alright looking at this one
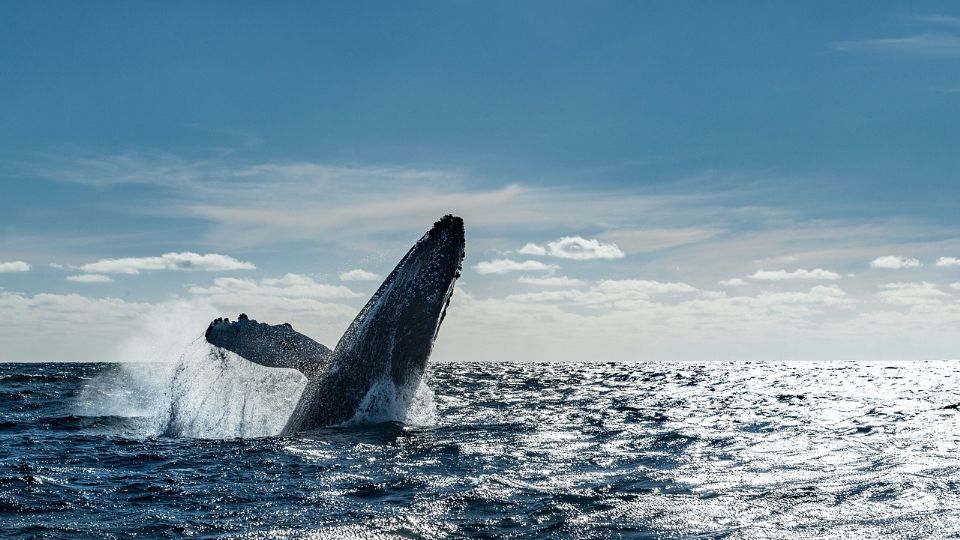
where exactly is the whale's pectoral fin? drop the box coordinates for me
[204,315,333,380]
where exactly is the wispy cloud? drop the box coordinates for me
[0,261,31,273]
[596,227,721,253]
[80,252,255,275]
[878,281,946,305]
[936,256,960,267]
[909,14,960,25]
[870,255,922,269]
[28,150,725,251]
[517,275,585,287]
[188,273,358,300]
[836,33,960,56]
[748,268,841,281]
[338,269,381,281]
[474,259,559,275]
[66,274,113,283]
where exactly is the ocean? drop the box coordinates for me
[1,360,959,539]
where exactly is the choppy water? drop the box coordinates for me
[2,360,960,539]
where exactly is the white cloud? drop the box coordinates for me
[545,237,625,260]
[80,252,255,275]
[518,243,547,256]
[518,275,585,287]
[878,282,946,305]
[474,259,560,275]
[518,237,626,260]
[870,256,922,270]
[0,291,153,362]
[597,279,699,296]
[189,273,359,300]
[186,274,362,343]
[338,269,381,281]
[0,274,363,361]
[0,261,31,273]
[719,278,746,286]
[747,268,841,281]
[936,257,960,267]
[951,283,960,290]
[67,274,114,283]
[507,279,700,304]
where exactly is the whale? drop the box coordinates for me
[201,215,464,434]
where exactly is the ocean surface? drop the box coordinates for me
[2,360,960,539]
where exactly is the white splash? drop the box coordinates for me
[164,339,307,438]
[76,299,436,438]
[346,374,437,427]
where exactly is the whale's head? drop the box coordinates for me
[332,215,465,387]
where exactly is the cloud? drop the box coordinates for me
[517,275,585,287]
[518,243,547,256]
[547,237,625,260]
[836,33,960,56]
[338,269,381,281]
[35,150,725,251]
[80,252,256,275]
[951,283,960,290]
[435,282,875,363]
[909,14,960,25]
[506,279,700,304]
[870,256,922,269]
[186,274,362,342]
[596,227,721,253]
[747,268,841,281]
[0,290,153,362]
[719,278,746,286]
[474,259,560,275]
[0,261,31,273]
[0,274,363,361]
[936,257,960,267]
[67,274,114,283]
[878,282,946,305]
[189,273,359,300]
[520,237,626,261]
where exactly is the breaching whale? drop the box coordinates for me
[202,215,464,434]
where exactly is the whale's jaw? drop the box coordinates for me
[281,215,465,433]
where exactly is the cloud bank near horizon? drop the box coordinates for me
[3,150,960,363]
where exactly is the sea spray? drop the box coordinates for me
[76,299,438,437]
[164,339,306,438]
[345,373,438,427]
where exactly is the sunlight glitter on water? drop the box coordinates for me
[2,360,960,538]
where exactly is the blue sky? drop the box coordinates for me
[1,2,959,362]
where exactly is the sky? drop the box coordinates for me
[1,1,959,362]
